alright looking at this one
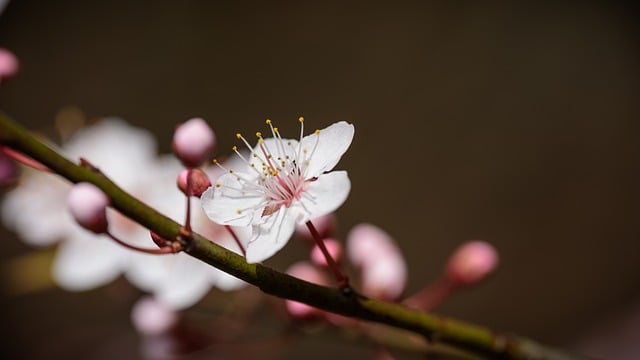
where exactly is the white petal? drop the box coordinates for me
[245,207,297,263]
[200,173,264,226]
[153,256,216,310]
[53,231,128,291]
[297,171,351,223]
[300,121,354,177]
[1,171,72,246]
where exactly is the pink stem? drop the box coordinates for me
[224,225,247,258]
[1,146,51,172]
[305,220,350,291]
[106,231,176,255]
[403,276,456,312]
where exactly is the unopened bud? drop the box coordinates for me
[172,118,216,167]
[445,241,498,287]
[310,238,343,268]
[346,223,407,300]
[177,168,211,197]
[131,296,179,336]
[0,48,19,81]
[67,182,109,234]
[285,261,328,319]
[361,252,407,301]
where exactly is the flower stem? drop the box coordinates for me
[403,276,455,312]
[106,231,177,255]
[305,220,350,292]
[225,225,246,258]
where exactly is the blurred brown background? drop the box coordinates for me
[1,1,639,359]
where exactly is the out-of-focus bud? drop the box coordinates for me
[172,118,216,168]
[310,238,343,268]
[285,261,328,319]
[295,213,337,243]
[177,168,211,197]
[131,296,179,336]
[0,48,19,81]
[346,223,407,301]
[67,182,109,234]
[445,240,498,287]
[346,223,398,266]
[360,252,407,301]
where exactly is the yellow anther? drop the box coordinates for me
[236,133,242,139]
[232,145,237,151]
[298,116,304,123]
[229,170,234,174]
[236,209,242,214]
[256,131,262,138]
[212,159,218,164]
[215,183,221,188]
[315,129,320,134]
[273,127,279,133]
[265,119,271,124]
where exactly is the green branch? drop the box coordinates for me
[0,112,579,360]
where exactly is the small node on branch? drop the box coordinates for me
[172,118,216,168]
[67,182,110,234]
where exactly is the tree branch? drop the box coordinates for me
[0,112,580,360]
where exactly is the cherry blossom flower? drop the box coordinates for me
[201,118,354,263]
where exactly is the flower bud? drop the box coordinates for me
[346,223,398,267]
[0,48,19,81]
[445,241,498,287]
[285,261,328,319]
[172,118,216,168]
[177,168,211,197]
[131,296,179,336]
[361,252,407,301]
[347,223,407,301]
[67,182,109,234]
[310,238,343,268]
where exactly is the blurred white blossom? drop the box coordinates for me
[2,118,245,309]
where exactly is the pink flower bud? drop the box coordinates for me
[361,252,407,301]
[445,241,498,287]
[285,261,328,319]
[172,118,216,167]
[177,168,212,197]
[0,48,19,81]
[346,223,407,300]
[131,296,179,336]
[310,238,343,268]
[67,182,109,234]
[346,223,399,267]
